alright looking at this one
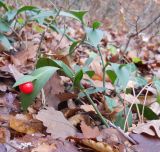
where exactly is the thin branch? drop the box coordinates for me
[124,13,160,52]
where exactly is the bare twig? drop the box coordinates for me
[124,13,160,52]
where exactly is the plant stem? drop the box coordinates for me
[97,46,106,94]
[82,87,137,144]
[82,89,109,128]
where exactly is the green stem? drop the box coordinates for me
[82,88,109,128]
[97,46,106,94]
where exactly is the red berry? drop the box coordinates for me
[19,82,34,94]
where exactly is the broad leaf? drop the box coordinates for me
[73,69,83,88]
[36,57,74,78]
[114,107,132,130]
[0,18,10,32]
[85,27,103,47]
[13,75,36,87]
[0,34,12,51]
[60,10,87,23]
[79,87,105,98]
[20,66,58,110]
[133,104,159,120]
[17,6,38,14]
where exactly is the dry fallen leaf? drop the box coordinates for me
[80,104,95,112]
[9,114,43,134]
[133,120,160,138]
[43,74,64,109]
[81,139,117,152]
[36,107,76,138]
[80,121,100,138]
[31,143,56,152]
[130,133,160,152]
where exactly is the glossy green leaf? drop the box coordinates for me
[20,66,58,110]
[13,75,36,88]
[17,6,39,14]
[60,10,87,23]
[36,57,74,78]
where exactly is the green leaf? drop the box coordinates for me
[0,34,12,51]
[107,44,117,55]
[13,75,36,88]
[79,87,105,98]
[133,104,159,120]
[111,63,136,89]
[0,18,10,32]
[17,6,39,14]
[114,107,132,130]
[153,79,160,92]
[17,17,25,24]
[84,57,94,66]
[69,41,79,54]
[132,57,141,63]
[60,10,87,23]
[20,66,58,110]
[85,27,103,47]
[85,70,95,78]
[106,70,117,84]
[5,9,17,21]
[134,76,147,87]
[36,58,74,78]
[49,24,76,42]
[0,0,9,11]
[73,69,83,88]
[92,21,102,30]
[105,96,117,111]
